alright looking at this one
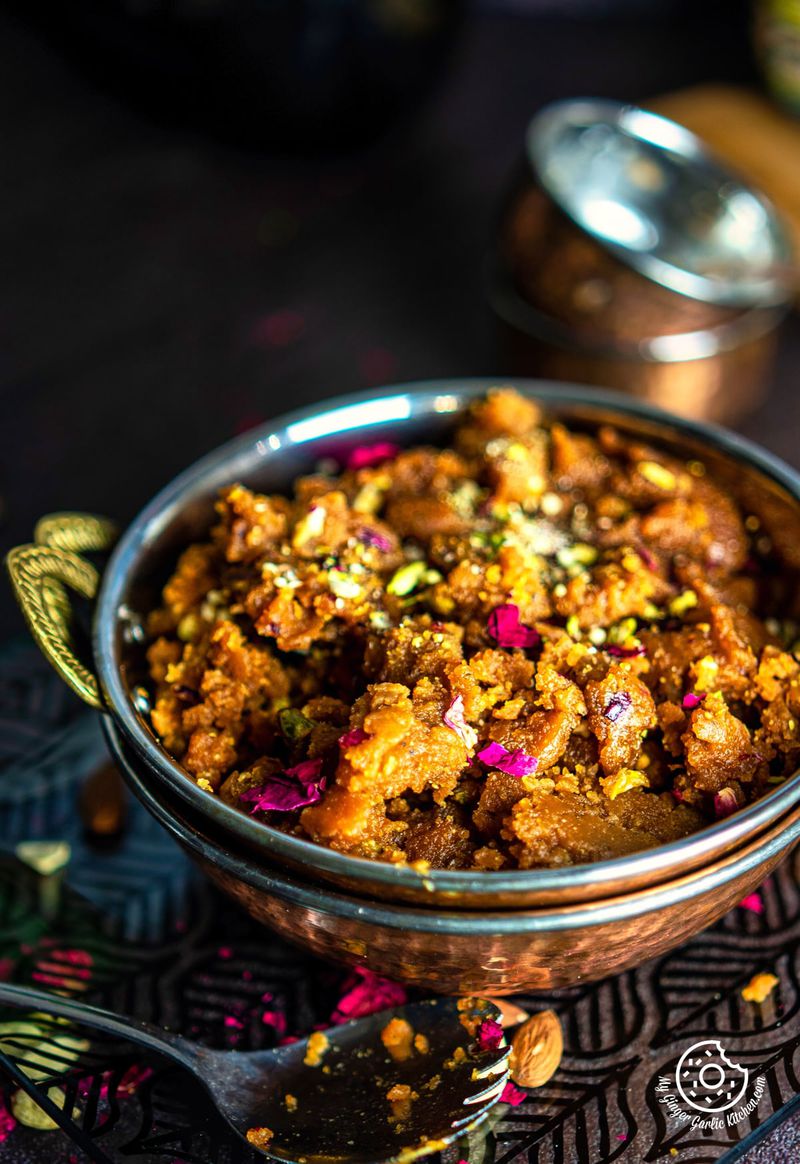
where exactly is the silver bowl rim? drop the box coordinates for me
[106,714,800,934]
[524,97,794,310]
[94,377,800,901]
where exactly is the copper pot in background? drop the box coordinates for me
[490,100,793,426]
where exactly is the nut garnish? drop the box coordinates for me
[486,998,530,1029]
[509,1010,563,1088]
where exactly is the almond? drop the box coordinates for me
[485,997,530,1029]
[509,1009,563,1088]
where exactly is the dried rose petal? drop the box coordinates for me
[358,527,393,552]
[240,759,326,813]
[443,695,478,753]
[477,741,538,779]
[603,692,632,722]
[339,728,368,749]
[346,442,400,471]
[714,787,739,819]
[500,1080,527,1106]
[117,1064,154,1097]
[261,1009,288,1037]
[637,545,658,572]
[682,691,706,710]
[330,967,407,1024]
[606,643,646,659]
[476,1018,504,1051]
[739,892,764,914]
[487,604,541,649]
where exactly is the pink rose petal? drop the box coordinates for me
[638,546,658,572]
[261,1009,288,1036]
[241,759,326,813]
[607,643,646,659]
[477,741,538,779]
[487,604,541,649]
[739,892,764,914]
[340,728,368,748]
[682,691,706,710]
[330,966,408,1024]
[358,527,393,552]
[347,442,400,471]
[0,1098,15,1143]
[603,692,632,722]
[500,1080,527,1106]
[476,1018,504,1051]
[443,695,478,753]
[714,787,739,819]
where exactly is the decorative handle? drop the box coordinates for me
[5,513,118,710]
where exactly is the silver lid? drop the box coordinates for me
[526,98,793,309]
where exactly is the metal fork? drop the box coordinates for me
[0,982,511,1162]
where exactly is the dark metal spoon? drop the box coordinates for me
[0,982,510,1162]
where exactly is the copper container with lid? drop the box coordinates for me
[490,99,793,425]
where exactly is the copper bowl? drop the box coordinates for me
[8,380,800,916]
[107,713,800,993]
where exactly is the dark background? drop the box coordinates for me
[7,0,800,646]
[1,4,799,1159]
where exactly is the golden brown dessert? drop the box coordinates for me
[143,389,800,871]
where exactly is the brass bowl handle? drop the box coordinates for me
[6,513,118,709]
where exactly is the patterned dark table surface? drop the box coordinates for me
[1,640,799,1164]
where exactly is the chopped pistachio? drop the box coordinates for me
[638,460,677,491]
[669,589,698,617]
[292,504,326,547]
[387,560,428,596]
[566,615,581,640]
[607,617,638,645]
[328,568,363,600]
[279,708,315,741]
[557,543,598,570]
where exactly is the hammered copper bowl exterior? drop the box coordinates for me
[107,717,800,994]
[92,381,800,910]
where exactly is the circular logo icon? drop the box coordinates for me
[676,1040,749,1113]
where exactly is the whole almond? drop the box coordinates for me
[485,997,530,1029]
[509,1010,563,1088]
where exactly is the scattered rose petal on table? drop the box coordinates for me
[500,1080,527,1106]
[249,309,306,348]
[330,966,407,1024]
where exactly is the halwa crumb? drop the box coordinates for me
[303,1030,330,1067]
[381,1017,415,1062]
[741,972,779,1003]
